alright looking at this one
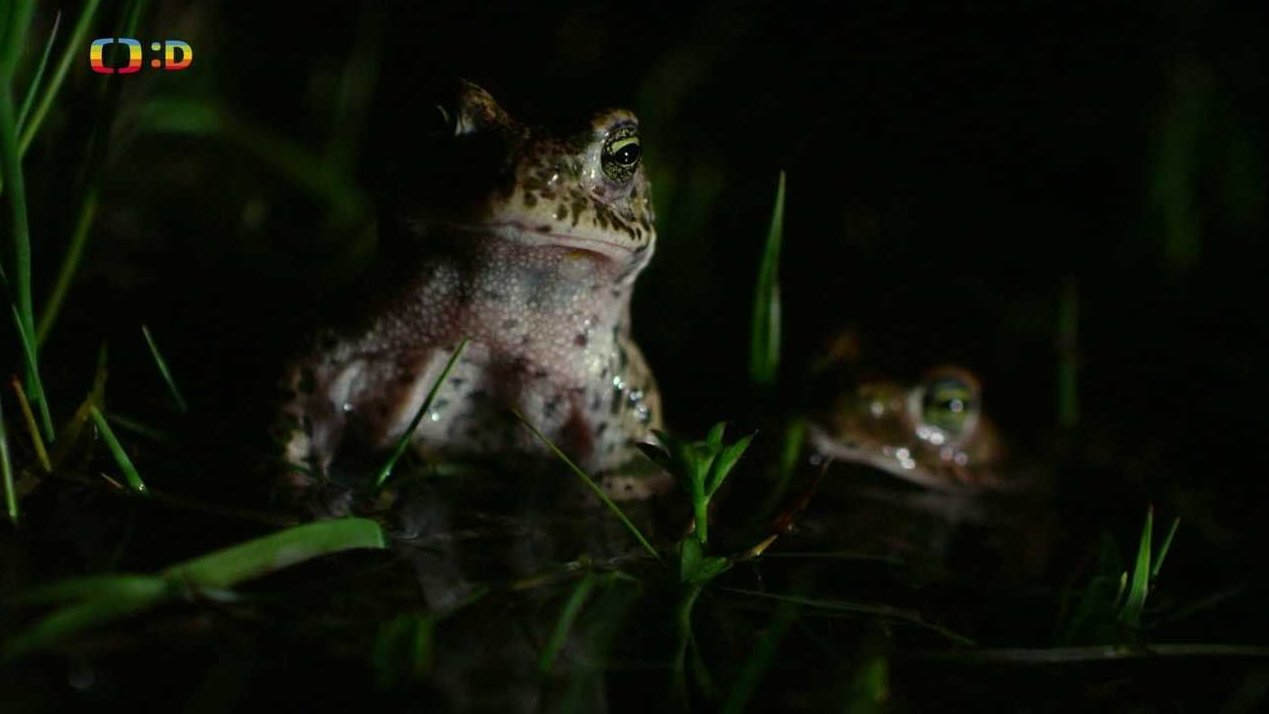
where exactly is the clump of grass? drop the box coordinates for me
[1059,506,1181,644]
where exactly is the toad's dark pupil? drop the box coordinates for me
[614,144,641,165]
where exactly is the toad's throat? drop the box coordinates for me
[446,221,645,261]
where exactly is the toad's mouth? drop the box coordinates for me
[805,423,969,493]
[447,221,644,262]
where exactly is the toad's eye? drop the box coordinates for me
[426,102,460,136]
[601,124,641,183]
[918,374,979,438]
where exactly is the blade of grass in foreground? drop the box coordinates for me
[36,186,96,345]
[749,170,785,387]
[513,409,662,563]
[10,306,53,440]
[10,376,49,471]
[538,571,599,673]
[15,11,60,131]
[16,0,102,157]
[88,406,147,494]
[141,324,188,413]
[1118,507,1153,626]
[1,78,41,411]
[164,518,385,588]
[1,388,17,525]
[721,587,974,645]
[373,339,467,489]
[723,595,798,714]
[3,518,385,659]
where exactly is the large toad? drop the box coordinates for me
[276,81,664,507]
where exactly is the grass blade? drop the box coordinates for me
[1,387,17,526]
[9,376,48,470]
[2,579,169,659]
[141,324,189,413]
[721,587,974,645]
[16,0,102,156]
[373,339,467,489]
[1152,516,1180,579]
[88,405,147,494]
[538,572,598,673]
[749,170,785,387]
[4,519,385,659]
[163,518,385,589]
[513,409,662,563]
[15,11,60,131]
[0,1,35,73]
[47,343,108,470]
[723,596,798,713]
[1119,507,1154,626]
[36,186,96,345]
[10,306,52,440]
[374,612,435,686]
[1,79,40,408]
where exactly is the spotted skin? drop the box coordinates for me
[277,81,666,506]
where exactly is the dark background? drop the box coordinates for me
[6,0,1269,699]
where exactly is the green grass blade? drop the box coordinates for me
[721,587,974,645]
[163,518,385,589]
[136,98,368,223]
[538,572,598,673]
[0,0,34,74]
[513,409,662,563]
[1,86,39,401]
[16,0,102,156]
[5,520,383,659]
[2,578,169,660]
[9,376,49,470]
[749,170,785,387]
[15,11,60,131]
[1119,507,1154,626]
[36,186,96,345]
[373,612,435,687]
[141,324,189,413]
[723,596,797,714]
[88,406,147,495]
[1,387,17,526]
[106,412,169,444]
[10,306,52,440]
[373,339,467,489]
[1152,516,1180,579]
[758,418,805,519]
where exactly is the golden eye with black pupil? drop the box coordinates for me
[601,124,641,183]
[920,377,977,436]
